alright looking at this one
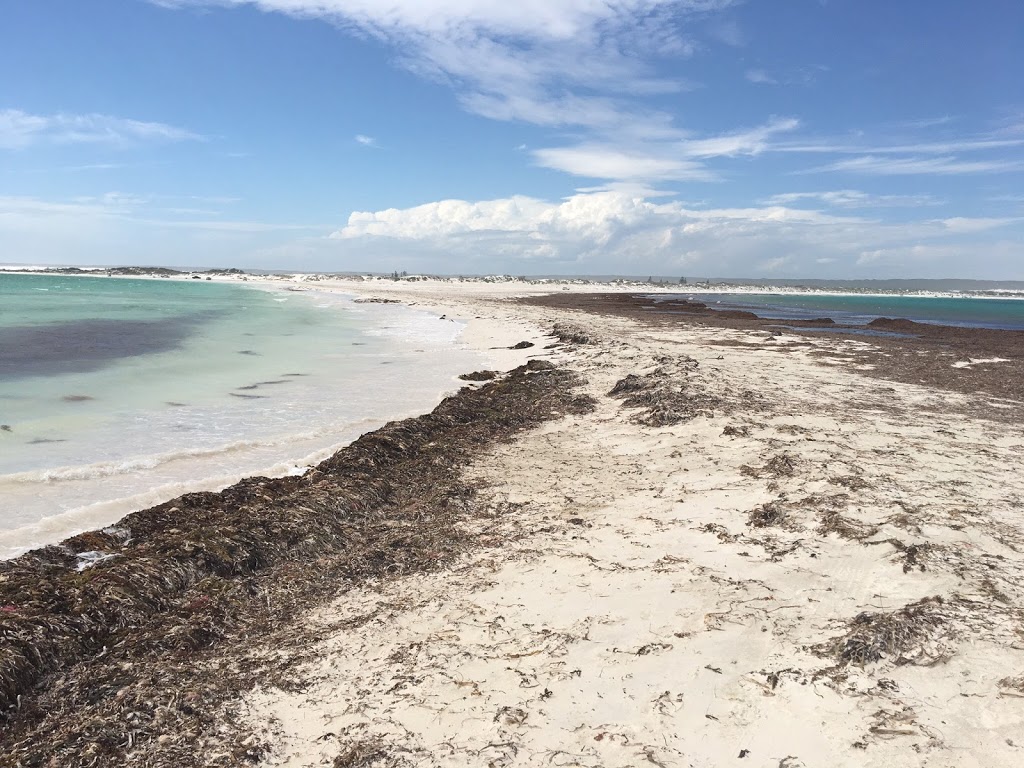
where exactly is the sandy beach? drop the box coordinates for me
[2,277,1023,767]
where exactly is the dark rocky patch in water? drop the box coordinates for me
[61,395,94,403]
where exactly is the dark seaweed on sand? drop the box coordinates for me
[814,596,956,667]
[608,363,722,427]
[458,370,498,382]
[0,361,595,767]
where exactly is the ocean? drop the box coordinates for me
[0,274,481,559]
[667,292,1024,330]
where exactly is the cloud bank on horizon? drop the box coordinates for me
[1,0,1022,277]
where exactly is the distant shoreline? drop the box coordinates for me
[3,264,1024,300]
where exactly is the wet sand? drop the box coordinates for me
[2,279,1023,767]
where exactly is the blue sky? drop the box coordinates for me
[2,0,1023,278]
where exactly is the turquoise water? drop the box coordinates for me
[671,292,1024,330]
[0,274,480,557]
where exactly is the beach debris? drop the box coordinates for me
[998,675,1024,698]
[866,538,933,573]
[817,510,879,541]
[458,370,498,381]
[0,361,596,766]
[764,453,798,477]
[333,743,414,767]
[551,322,593,345]
[509,340,534,349]
[608,367,724,427]
[747,500,789,529]
[740,453,800,480]
[814,596,957,667]
[61,395,94,402]
[828,474,870,491]
[352,297,401,304]
[722,425,750,437]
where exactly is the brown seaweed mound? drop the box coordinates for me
[814,596,956,667]
[0,361,595,766]
[607,361,721,427]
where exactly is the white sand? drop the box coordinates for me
[224,277,1024,767]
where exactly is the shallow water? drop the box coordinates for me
[0,275,482,558]
[661,292,1024,329]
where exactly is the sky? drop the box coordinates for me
[1,0,1023,278]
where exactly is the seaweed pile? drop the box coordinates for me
[551,322,593,346]
[0,361,595,766]
[813,596,957,667]
[608,362,722,427]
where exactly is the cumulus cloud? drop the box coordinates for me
[354,134,378,147]
[319,190,1024,277]
[0,109,202,150]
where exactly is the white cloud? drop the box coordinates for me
[804,154,1022,176]
[0,109,202,150]
[941,216,1019,233]
[680,116,799,157]
[531,117,800,182]
[155,1,730,128]
[532,144,716,182]
[354,134,377,147]
[781,137,1024,155]
[745,69,776,85]
[765,190,942,208]
[321,190,1024,277]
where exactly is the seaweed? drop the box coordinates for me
[747,501,789,528]
[458,370,498,381]
[0,361,596,766]
[814,596,956,667]
[817,510,879,541]
[551,323,593,345]
[608,366,724,427]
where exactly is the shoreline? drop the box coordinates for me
[2,281,1024,766]
[4,265,1024,302]
[0,276,552,559]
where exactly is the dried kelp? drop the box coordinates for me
[458,370,498,381]
[814,596,956,667]
[608,364,722,427]
[0,361,596,766]
[551,323,593,345]
[747,501,789,529]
